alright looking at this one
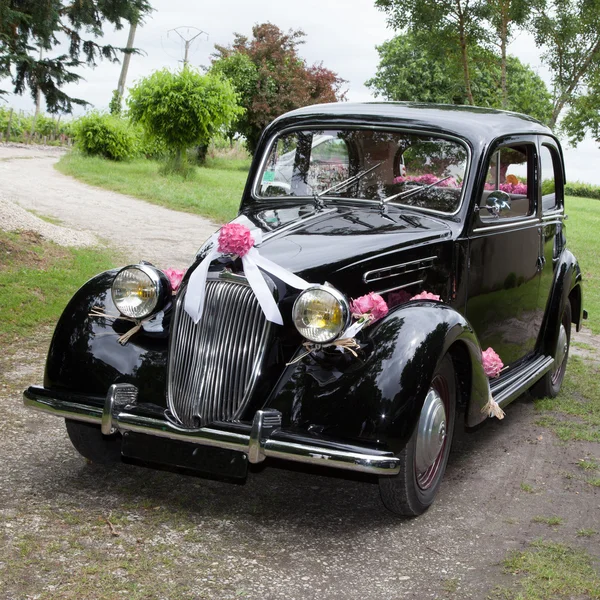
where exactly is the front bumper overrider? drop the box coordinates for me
[23,384,401,476]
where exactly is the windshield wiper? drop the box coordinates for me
[380,176,452,207]
[313,162,383,207]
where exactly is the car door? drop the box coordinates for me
[537,137,566,318]
[466,136,544,367]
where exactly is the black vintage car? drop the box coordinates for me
[24,103,585,516]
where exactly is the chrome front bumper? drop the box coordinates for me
[23,385,401,476]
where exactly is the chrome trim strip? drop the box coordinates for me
[374,279,424,296]
[251,124,472,218]
[23,389,401,476]
[541,213,564,221]
[472,218,539,234]
[363,256,437,284]
[491,355,554,409]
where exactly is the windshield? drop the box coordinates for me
[255,128,469,214]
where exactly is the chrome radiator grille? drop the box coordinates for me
[167,276,272,428]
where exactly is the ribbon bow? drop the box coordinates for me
[184,223,310,325]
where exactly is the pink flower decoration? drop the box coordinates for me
[393,174,462,187]
[387,289,412,307]
[164,268,186,292]
[410,291,441,301]
[217,223,255,257]
[482,347,504,378]
[350,292,389,323]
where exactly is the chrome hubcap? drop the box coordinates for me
[551,323,568,383]
[415,388,447,483]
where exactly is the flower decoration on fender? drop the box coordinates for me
[410,291,442,301]
[350,292,389,323]
[289,292,390,364]
[482,347,504,378]
[184,223,311,326]
[163,268,186,293]
[481,347,506,420]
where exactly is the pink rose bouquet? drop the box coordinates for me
[350,292,389,323]
[163,268,186,293]
[218,223,255,257]
[410,291,441,301]
[482,347,503,378]
[387,290,412,307]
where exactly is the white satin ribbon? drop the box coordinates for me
[184,230,310,326]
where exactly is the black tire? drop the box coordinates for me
[379,354,456,517]
[65,419,122,465]
[531,300,571,399]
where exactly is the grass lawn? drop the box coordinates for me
[56,153,251,224]
[491,540,600,599]
[0,230,117,344]
[566,196,600,334]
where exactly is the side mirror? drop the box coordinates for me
[485,191,511,218]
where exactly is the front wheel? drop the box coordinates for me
[379,354,456,517]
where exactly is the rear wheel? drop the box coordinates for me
[379,354,456,517]
[65,419,122,465]
[531,300,571,399]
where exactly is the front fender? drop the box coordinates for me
[265,303,489,453]
[44,270,170,407]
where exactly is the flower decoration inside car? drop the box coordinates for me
[184,223,311,326]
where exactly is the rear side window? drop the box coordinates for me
[480,144,534,221]
[540,144,562,212]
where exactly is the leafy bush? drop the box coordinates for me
[565,181,600,200]
[127,67,243,174]
[73,112,138,160]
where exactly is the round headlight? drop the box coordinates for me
[292,285,350,344]
[112,265,163,319]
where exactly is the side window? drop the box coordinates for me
[540,144,561,213]
[480,144,533,221]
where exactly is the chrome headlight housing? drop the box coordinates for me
[292,285,350,344]
[111,264,168,319]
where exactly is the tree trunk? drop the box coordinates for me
[456,1,474,105]
[117,21,138,98]
[500,8,508,108]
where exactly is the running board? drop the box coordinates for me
[490,355,554,409]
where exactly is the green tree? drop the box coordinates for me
[531,0,600,130]
[375,0,489,105]
[127,67,243,174]
[0,0,151,113]
[209,52,258,145]
[210,23,346,154]
[366,34,553,123]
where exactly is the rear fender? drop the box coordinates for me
[537,249,582,357]
[265,303,489,452]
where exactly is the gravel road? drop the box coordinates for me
[0,144,217,267]
[1,145,599,599]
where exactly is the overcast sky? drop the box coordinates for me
[5,0,600,183]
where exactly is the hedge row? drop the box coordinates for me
[565,181,600,201]
[0,107,72,139]
[72,112,167,161]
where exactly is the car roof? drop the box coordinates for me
[270,101,553,146]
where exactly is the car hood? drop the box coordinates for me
[231,202,453,284]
